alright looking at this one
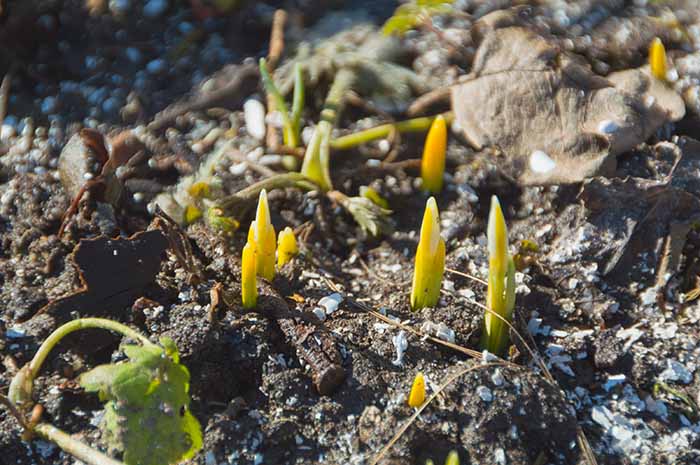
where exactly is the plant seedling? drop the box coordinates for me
[259,58,305,148]
[241,241,258,309]
[277,226,298,268]
[480,196,516,356]
[247,189,277,281]
[359,186,390,209]
[410,197,445,310]
[407,372,426,407]
[444,450,460,465]
[5,318,201,465]
[420,114,447,193]
[649,37,668,81]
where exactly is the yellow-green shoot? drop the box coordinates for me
[407,372,426,407]
[649,37,667,82]
[247,189,276,281]
[420,114,447,194]
[241,241,257,309]
[480,196,516,355]
[277,226,298,268]
[410,197,445,310]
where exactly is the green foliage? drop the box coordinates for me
[259,58,301,147]
[80,337,202,465]
[383,0,455,36]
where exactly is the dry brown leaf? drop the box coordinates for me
[451,27,686,185]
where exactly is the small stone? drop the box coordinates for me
[529,150,556,174]
[1,124,16,140]
[143,0,169,18]
[318,293,343,315]
[125,47,142,64]
[146,58,167,75]
[312,307,326,321]
[392,330,408,366]
[491,368,505,386]
[602,374,626,391]
[659,359,693,384]
[41,96,59,114]
[109,0,131,14]
[6,326,27,339]
[494,448,506,465]
[476,385,493,402]
[597,120,619,135]
[244,99,266,140]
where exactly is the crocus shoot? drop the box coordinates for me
[420,114,447,193]
[407,372,426,407]
[649,37,667,81]
[410,197,445,310]
[277,226,298,268]
[480,196,516,356]
[241,242,257,309]
[248,189,277,281]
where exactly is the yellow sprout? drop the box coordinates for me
[188,181,211,199]
[420,115,447,193]
[444,451,460,465]
[410,197,445,310]
[247,189,277,281]
[184,205,202,224]
[241,242,257,309]
[649,37,667,81]
[408,372,426,407]
[480,196,516,355]
[277,226,298,268]
[359,185,389,209]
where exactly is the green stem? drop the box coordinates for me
[216,172,319,214]
[330,111,454,150]
[301,67,356,191]
[35,423,125,465]
[9,318,155,407]
[260,58,298,147]
[290,63,305,145]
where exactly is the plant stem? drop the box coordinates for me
[9,318,155,407]
[301,67,356,191]
[290,63,305,143]
[34,423,124,465]
[330,111,454,150]
[217,172,319,214]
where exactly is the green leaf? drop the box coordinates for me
[80,337,202,465]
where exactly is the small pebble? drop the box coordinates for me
[318,293,343,315]
[476,385,493,402]
[529,150,556,174]
[143,0,169,18]
[312,307,326,321]
[597,120,619,135]
[243,99,267,140]
[147,58,167,75]
[41,96,59,114]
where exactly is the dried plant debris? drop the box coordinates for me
[550,137,700,289]
[34,230,168,318]
[451,27,685,185]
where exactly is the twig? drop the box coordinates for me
[331,112,454,151]
[34,423,124,465]
[407,86,451,116]
[265,10,287,148]
[445,267,488,286]
[0,71,11,131]
[216,172,319,214]
[228,149,278,177]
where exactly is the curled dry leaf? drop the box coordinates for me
[451,27,686,185]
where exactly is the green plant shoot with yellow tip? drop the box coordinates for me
[421,114,447,193]
[480,196,516,355]
[649,37,667,81]
[247,189,277,281]
[408,372,426,407]
[277,226,298,268]
[410,197,445,310]
[241,242,257,309]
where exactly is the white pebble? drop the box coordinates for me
[0,124,15,141]
[491,369,505,387]
[244,99,267,140]
[41,96,59,114]
[476,385,493,402]
[494,448,507,465]
[143,0,169,18]
[597,120,619,135]
[529,150,556,174]
[146,58,167,75]
[392,330,408,366]
[312,307,326,321]
[229,162,247,176]
[318,293,343,315]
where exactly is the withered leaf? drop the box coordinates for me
[35,230,168,317]
[575,137,700,285]
[451,27,686,185]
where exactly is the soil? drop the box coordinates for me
[1,1,700,465]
